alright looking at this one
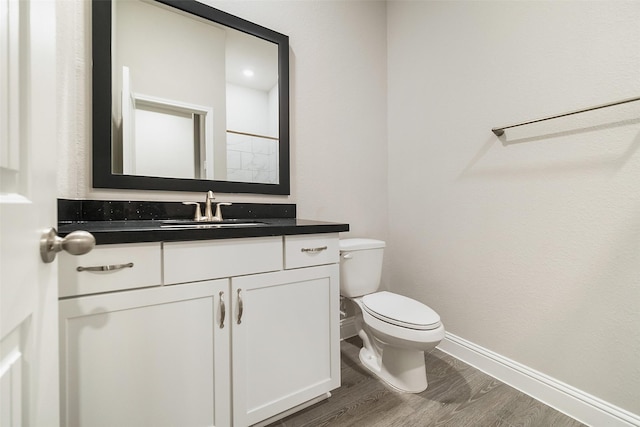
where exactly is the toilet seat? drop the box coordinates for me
[362,291,441,330]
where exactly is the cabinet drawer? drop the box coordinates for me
[164,236,283,285]
[284,234,339,269]
[59,242,162,297]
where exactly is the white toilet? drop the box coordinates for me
[340,238,445,393]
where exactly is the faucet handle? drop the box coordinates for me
[182,202,204,221]
[214,202,232,221]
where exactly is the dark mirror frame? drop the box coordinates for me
[92,0,290,195]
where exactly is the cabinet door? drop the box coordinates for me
[59,280,231,427]
[231,265,340,426]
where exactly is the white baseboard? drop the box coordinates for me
[340,316,358,341]
[438,333,640,427]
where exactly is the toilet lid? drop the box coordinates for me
[362,291,441,330]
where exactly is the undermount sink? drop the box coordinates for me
[160,219,264,229]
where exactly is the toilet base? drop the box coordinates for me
[358,344,428,393]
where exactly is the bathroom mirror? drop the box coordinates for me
[92,0,290,194]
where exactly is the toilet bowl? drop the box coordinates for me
[340,239,445,393]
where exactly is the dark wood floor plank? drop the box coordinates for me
[268,337,586,427]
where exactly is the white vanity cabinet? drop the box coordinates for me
[59,233,341,427]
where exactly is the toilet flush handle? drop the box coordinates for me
[342,253,353,259]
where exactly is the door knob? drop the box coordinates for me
[40,228,96,263]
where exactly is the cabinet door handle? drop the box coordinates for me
[301,246,327,253]
[237,288,243,324]
[76,262,134,272]
[219,291,226,329]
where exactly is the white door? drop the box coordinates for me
[0,0,59,425]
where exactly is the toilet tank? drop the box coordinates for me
[339,239,385,298]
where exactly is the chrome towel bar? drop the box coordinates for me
[492,95,640,136]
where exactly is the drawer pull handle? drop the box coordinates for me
[76,262,134,272]
[237,289,244,325]
[301,246,327,253]
[219,291,226,329]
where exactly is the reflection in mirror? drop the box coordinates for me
[92,0,290,194]
[119,65,214,180]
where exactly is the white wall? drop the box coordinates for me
[226,83,271,135]
[57,0,388,242]
[387,0,640,416]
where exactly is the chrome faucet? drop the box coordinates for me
[183,191,232,222]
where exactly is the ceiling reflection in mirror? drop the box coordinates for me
[92,0,290,194]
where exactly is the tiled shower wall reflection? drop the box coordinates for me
[226,132,278,184]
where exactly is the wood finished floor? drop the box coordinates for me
[268,337,586,427]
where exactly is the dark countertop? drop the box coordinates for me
[58,218,350,245]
